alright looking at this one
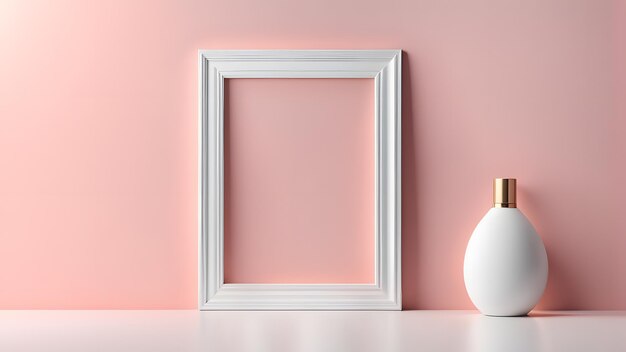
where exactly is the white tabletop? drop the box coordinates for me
[1,310,625,351]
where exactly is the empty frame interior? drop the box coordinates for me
[223,78,375,284]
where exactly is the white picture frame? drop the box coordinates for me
[199,50,401,310]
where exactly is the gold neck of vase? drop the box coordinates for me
[494,178,517,208]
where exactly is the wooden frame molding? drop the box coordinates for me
[199,50,402,310]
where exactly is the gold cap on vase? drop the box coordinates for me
[493,178,516,208]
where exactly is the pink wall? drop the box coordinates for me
[223,79,375,284]
[0,0,624,309]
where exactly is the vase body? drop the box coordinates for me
[464,180,548,316]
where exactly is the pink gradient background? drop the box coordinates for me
[0,0,624,309]
[223,79,375,284]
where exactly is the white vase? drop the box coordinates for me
[463,178,548,316]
